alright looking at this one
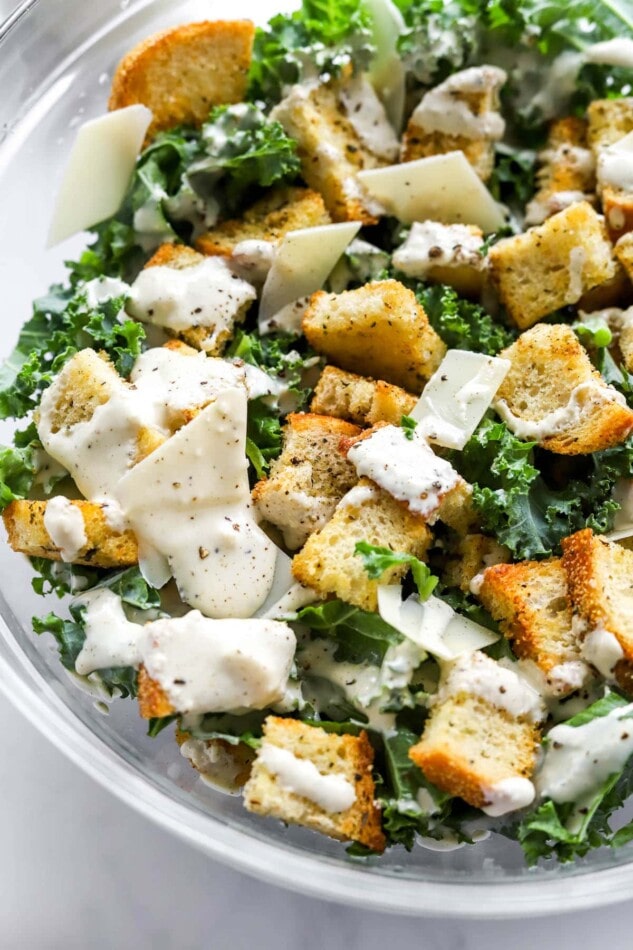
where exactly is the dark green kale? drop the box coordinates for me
[415,284,517,356]
[354,540,439,600]
[394,0,478,85]
[296,599,403,665]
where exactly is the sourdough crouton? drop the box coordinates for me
[269,78,388,224]
[476,558,588,696]
[494,323,633,454]
[587,98,633,153]
[243,716,385,852]
[2,499,138,568]
[292,478,431,611]
[138,665,173,718]
[195,186,330,257]
[615,231,633,286]
[310,366,417,426]
[129,243,255,354]
[562,529,633,679]
[525,117,596,226]
[177,730,255,791]
[442,533,510,593]
[488,202,618,329]
[303,280,446,393]
[109,21,255,140]
[401,66,506,181]
[392,221,486,297]
[252,413,361,550]
[409,653,541,812]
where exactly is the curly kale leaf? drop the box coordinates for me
[296,599,402,666]
[395,0,478,85]
[248,0,375,106]
[0,442,35,511]
[415,285,517,356]
[354,541,439,600]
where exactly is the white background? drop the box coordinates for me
[1,1,633,946]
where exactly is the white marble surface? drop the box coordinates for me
[0,687,629,949]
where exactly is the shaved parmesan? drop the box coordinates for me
[258,222,361,332]
[357,152,507,232]
[48,105,152,246]
[411,350,511,450]
[378,586,498,660]
[364,0,407,130]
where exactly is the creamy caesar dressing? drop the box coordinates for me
[597,132,633,193]
[480,777,535,817]
[140,611,296,714]
[585,38,633,68]
[126,257,256,343]
[338,73,400,162]
[408,66,506,140]
[31,449,68,493]
[230,239,276,286]
[74,588,143,675]
[536,702,633,804]
[43,496,87,562]
[581,625,624,679]
[83,275,131,307]
[411,350,511,450]
[438,651,546,723]
[494,380,627,441]
[116,386,278,618]
[347,425,461,519]
[335,482,380,511]
[258,743,357,813]
[567,246,586,301]
[525,189,589,227]
[179,738,253,794]
[392,221,484,278]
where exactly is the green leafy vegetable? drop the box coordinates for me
[573,318,613,350]
[248,0,375,106]
[185,710,266,748]
[395,0,478,85]
[0,442,35,511]
[400,414,418,440]
[354,541,438,600]
[488,145,537,211]
[415,284,517,356]
[296,599,402,665]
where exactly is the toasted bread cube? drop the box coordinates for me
[310,366,417,426]
[577,265,631,312]
[562,529,633,671]
[494,324,633,454]
[292,477,431,610]
[195,186,330,257]
[392,221,486,297]
[177,729,255,791]
[409,691,539,812]
[270,79,386,224]
[2,499,138,568]
[401,66,506,181]
[243,717,386,852]
[109,21,255,140]
[587,98,633,152]
[252,413,361,550]
[477,558,587,696]
[137,243,254,354]
[443,533,510,593]
[488,202,617,329]
[303,280,446,393]
[615,231,633,287]
[138,665,173,718]
[525,117,596,226]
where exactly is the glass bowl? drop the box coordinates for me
[2,0,633,917]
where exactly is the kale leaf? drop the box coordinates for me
[296,599,402,665]
[395,0,478,85]
[0,442,35,511]
[415,284,517,356]
[354,541,439,600]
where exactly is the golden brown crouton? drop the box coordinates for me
[137,243,254,354]
[476,558,586,696]
[562,529,633,672]
[109,21,255,140]
[488,202,618,329]
[615,231,633,286]
[252,413,361,550]
[401,65,506,181]
[310,366,417,426]
[392,222,486,297]
[494,323,633,454]
[195,186,330,257]
[525,117,596,226]
[243,716,386,852]
[270,79,386,224]
[2,499,138,568]
[587,98,633,153]
[303,280,446,393]
[292,477,431,611]
[138,665,174,718]
[442,533,510,593]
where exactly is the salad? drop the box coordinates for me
[3,0,633,865]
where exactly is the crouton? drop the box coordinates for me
[243,716,385,852]
[494,323,633,454]
[252,413,362,550]
[269,79,387,224]
[392,221,486,297]
[525,117,596,226]
[401,66,506,181]
[434,480,478,536]
[292,477,431,611]
[134,243,255,354]
[488,202,618,329]
[138,665,174,718]
[442,533,510,593]
[409,653,541,811]
[577,265,631,312]
[310,366,417,426]
[177,729,255,791]
[302,280,446,393]
[562,529,633,675]
[195,186,330,257]
[2,499,138,568]
[109,21,255,140]
[587,98,633,152]
[476,558,587,696]
[615,231,633,286]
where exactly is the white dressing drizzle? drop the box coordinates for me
[43,496,87,562]
[258,743,356,813]
[437,652,546,723]
[392,221,484,279]
[480,777,535,817]
[494,381,627,441]
[75,589,143,675]
[408,66,506,140]
[339,73,400,162]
